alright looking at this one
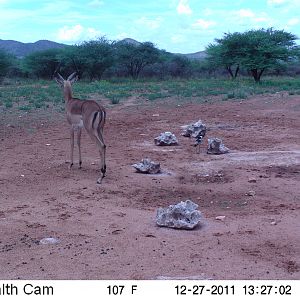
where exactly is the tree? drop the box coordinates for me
[58,45,87,79]
[0,49,15,81]
[206,28,298,82]
[115,41,161,79]
[167,55,191,78]
[76,37,114,80]
[239,28,298,82]
[23,48,62,79]
[206,32,243,79]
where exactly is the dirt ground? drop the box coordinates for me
[0,93,299,280]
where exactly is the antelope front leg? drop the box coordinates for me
[77,128,82,168]
[69,128,75,169]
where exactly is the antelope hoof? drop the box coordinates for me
[79,161,82,169]
[97,172,106,184]
[69,163,74,169]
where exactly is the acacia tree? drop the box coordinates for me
[115,41,161,79]
[76,37,114,80]
[239,28,298,82]
[206,32,243,79]
[0,49,16,80]
[206,28,299,82]
[168,55,191,78]
[23,48,62,79]
[56,37,114,80]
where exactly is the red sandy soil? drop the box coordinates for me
[0,93,299,280]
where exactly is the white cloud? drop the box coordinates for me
[171,34,185,44]
[192,19,216,29]
[177,0,192,15]
[236,9,255,18]
[267,0,288,5]
[57,24,83,41]
[230,9,274,27]
[57,24,102,42]
[287,18,299,26]
[135,17,162,30]
[88,0,104,8]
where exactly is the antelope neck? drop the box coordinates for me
[63,81,73,101]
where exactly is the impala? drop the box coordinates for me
[54,72,106,184]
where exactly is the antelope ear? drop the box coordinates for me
[53,72,65,86]
[67,72,78,84]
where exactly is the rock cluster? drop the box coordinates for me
[154,132,178,146]
[207,138,229,155]
[156,200,202,229]
[132,158,161,174]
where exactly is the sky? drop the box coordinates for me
[0,0,300,53]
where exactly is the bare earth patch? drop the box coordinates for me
[0,94,299,279]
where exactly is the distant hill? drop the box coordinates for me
[0,39,66,58]
[177,51,207,60]
[120,38,142,46]
[0,38,206,60]
[120,38,206,60]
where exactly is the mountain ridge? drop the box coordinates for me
[0,39,66,58]
[0,38,206,60]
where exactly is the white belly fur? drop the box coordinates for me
[72,119,84,130]
[68,113,84,130]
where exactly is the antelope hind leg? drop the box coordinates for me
[77,128,82,168]
[69,128,75,169]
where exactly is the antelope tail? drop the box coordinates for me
[92,110,106,130]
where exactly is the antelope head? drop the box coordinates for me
[54,72,78,87]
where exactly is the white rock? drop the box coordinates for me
[39,237,60,245]
[246,190,256,196]
[207,138,229,155]
[132,158,161,174]
[156,200,202,229]
[154,132,178,146]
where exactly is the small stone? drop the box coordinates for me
[132,158,161,174]
[39,237,60,245]
[156,200,202,230]
[154,132,178,146]
[215,216,226,221]
[181,120,206,138]
[207,138,229,155]
[270,221,277,225]
[246,190,256,196]
[248,177,257,183]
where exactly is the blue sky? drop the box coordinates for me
[0,0,300,53]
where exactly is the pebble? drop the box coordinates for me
[215,216,226,221]
[39,237,60,245]
[246,190,256,196]
[248,177,257,183]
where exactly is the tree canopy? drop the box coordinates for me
[0,49,15,80]
[206,28,299,82]
[115,41,161,79]
[23,48,61,79]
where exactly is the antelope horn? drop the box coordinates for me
[56,72,65,81]
[67,72,78,81]
[71,58,80,76]
[53,62,63,79]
